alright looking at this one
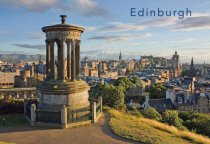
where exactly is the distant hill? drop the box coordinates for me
[0,54,46,62]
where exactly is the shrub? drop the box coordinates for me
[162,110,186,130]
[0,99,24,114]
[141,108,162,121]
[179,112,210,137]
[102,84,125,109]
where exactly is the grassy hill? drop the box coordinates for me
[108,109,210,144]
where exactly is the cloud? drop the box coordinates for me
[98,22,146,33]
[172,16,210,31]
[12,44,45,50]
[92,17,176,33]
[196,1,210,8]
[87,13,210,33]
[169,38,195,43]
[81,50,142,60]
[70,0,108,17]
[29,32,45,39]
[0,0,60,12]
[88,33,152,41]
[141,17,177,27]
[0,0,108,17]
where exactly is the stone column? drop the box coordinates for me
[61,105,67,128]
[100,97,103,113]
[30,104,36,126]
[57,41,61,79]
[50,41,55,79]
[75,41,81,80]
[60,40,65,81]
[66,40,71,80]
[92,102,97,123]
[57,40,65,81]
[71,40,76,81]
[46,40,50,79]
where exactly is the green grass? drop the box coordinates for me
[0,114,28,127]
[108,109,210,144]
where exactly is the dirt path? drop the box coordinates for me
[0,113,140,144]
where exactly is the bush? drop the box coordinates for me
[145,84,166,99]
[101,84,125,109]
[162,110,186,130]
[0,99,24,114]
[179,112,210,137]
[141,108,162,121]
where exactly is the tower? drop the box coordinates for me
[35,15,91,127]
[190,57,195,77]
[119,51,122,61]
[172,51,181,77]
[191,57,194,68]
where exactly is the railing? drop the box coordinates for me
[24,97,103,128]
[67,106,92,123]
[36,110,61,124]
[24,99,38,119]
[96,99,102,117]
[25,103,31,119]
[91,96,102,123]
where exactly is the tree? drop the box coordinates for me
[113,77,134,91]
[103,84,125,109]
[179,112,210,137]
[90,83,125,109]
[145,84,166,99]
[181,70,189,77]
[141,108,162,121]
[130,76,143,88]
[162,110,186,130]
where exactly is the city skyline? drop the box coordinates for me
[0,0,210,63]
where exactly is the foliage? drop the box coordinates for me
[36,74,43,82]
[113,77,134,91]
[141,108,162,121]
[0,99,24,114]
[108,109,210,144]
[181,69,197,77]
[181,70,190,77]
[162,110,186,130]
[103,84,125,109]
[90,83,125,109]
[179,111,210,137]
[89,76,143,109]
[0,114,28,127]
[129,76,143,88]
[145,84,166,99]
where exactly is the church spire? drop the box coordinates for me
[191,57,194,67]
[119,51,122,61]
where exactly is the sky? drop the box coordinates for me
[0,0,210,63]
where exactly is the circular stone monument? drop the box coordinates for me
[38,15,90,111]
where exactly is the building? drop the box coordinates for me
[14,70,37,88]
[0,71,17,87]
[142,95,176,113]
[178,92,210,113]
